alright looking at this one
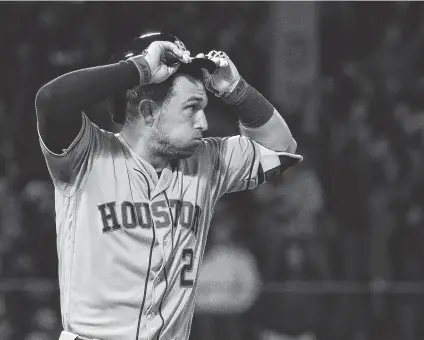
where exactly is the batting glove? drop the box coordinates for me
[128,41,191,86]
[199,50,241,97]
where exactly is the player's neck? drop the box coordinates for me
[120,127,169,171]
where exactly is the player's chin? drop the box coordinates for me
[175,142,201,158]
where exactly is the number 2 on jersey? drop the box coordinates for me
[180,248,194,287]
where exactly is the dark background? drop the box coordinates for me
[1,2,424,340]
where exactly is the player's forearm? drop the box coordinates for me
[224,78,297,153]
[35,61,139,114]
[239,109,297,153]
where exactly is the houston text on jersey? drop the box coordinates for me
[98,199,202,236]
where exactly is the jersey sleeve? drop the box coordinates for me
[203,136,261,199]
[38,112,104,196]
[203,136,303,200]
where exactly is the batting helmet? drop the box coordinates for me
[109,32,217,124]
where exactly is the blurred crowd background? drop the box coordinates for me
[1,2,424,340]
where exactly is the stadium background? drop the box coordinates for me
[1,2,424,340]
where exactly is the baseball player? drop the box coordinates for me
[35,32,302,340]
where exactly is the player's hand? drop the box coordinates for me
[199,50,241,97]
[129,41,191,85]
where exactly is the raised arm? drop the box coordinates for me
[201,51,297,154]
[35,41,189,153]
[226,84,297,154]
[35,62,138,153]
[202,51,301,198]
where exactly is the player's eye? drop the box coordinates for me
[186,105,197,114]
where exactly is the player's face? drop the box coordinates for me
[151,74,209,159]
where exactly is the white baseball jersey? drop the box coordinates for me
[39,112,299,340]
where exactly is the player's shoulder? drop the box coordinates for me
[194,137,223,159]
[201,135,253,152]
[201,135,250,146]
[174,138,222,173]
[177,135,254,168]
[186,135,250,164]
[90,126,124,157]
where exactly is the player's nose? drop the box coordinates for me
[194,110,208,132]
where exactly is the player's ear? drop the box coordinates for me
[138,99,156,127]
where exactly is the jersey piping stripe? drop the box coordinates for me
[246,139,257,191]
[163,191,175,248]
[133,169,154,340]
[156,179,175,339]
[135,224,155,340]
[134,168,151,198]
[156,266,168,340]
